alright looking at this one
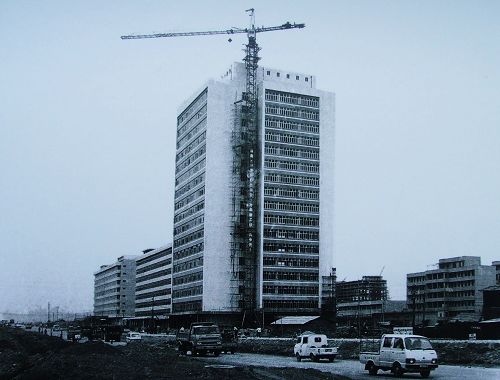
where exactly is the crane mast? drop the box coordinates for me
[122,10,305,314]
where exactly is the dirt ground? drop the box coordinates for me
[0,327,351,380]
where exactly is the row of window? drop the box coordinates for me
[94,269,121,286]
[265,145,319,160]
[264,242,319,254]
[263,271,319,281]
[264,173,319,187]
[263,256,319,268]
[176,131,206,163]
[425,300,475,308]
[174,187,205,211]
[265,159,319,173]
[136,278,171,293]
[174,200,204,224]
[177,104,207,138]
[175,172,204,199]
[265,132,319,146]
[424,290,475,299]
[136,269,171,284]
[136,298,172,309]
[264,186,319,200]
[174,228,204,248]
[173,215,204,236]
[173,242,204,261]
[263,214,319,227]
[135,287,172,300]
[265,90,319,108]
[175,159,206,186]
[264,228,319,241]
[177,117,207,150]
[265,118,319,134]
[175,144,206,174]
[265,71,311,83]
[264,200,320,213]
[265,104,319,121]
[136,258,172,275]
[173,285,203,299]
[172,270,203,286]
[172,300,202,313]
[136,249,172,268]
[263,299,318,310]
[263,285,319,295]
[177,89,207,126]
[173,256,203,274]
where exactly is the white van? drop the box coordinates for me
[294,333,338,362]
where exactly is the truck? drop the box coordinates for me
[177,322,222,356]
[294,333,338,362]
[359,334,438,378]
[220,326,237,354]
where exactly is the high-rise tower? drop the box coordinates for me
[171,63,334,315]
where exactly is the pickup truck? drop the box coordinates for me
[360,334,438,378]
[177,322,222,356]
[294,333,338,362]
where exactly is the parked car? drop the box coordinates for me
[294,333,338,362]
[360,334,438,378]
[126,332,142,343]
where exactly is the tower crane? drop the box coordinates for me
[121,10,305,313]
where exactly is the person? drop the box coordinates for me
[256,327,262,337]
[394,338,404,350]
[233,326,238,339]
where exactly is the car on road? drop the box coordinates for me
[125,332,142,343]
[294,333,338,362]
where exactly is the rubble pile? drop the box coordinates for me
[0,327,346,379]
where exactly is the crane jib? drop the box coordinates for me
[120,22,304,40]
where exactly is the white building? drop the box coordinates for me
[93,256,137,317]
[172,62,335,314]
[135,245,173,317]
[407,256,497,324]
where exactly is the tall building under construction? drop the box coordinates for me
[171,62,335,316]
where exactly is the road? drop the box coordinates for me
[201,352,500,379]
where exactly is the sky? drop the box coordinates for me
[1,0,499,314]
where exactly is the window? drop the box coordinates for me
[277,72,280,77]
[383,337,392,348]
[303,337,308,343]
[314,337,321,343]
[393,338,404,350]
[296,75,299,80]
[267,70,270,76]
[286,74,290,79]
[305,77,309,82]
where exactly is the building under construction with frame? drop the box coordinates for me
[170,62,335,319]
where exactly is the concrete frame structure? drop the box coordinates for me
[135,245,173,317]
[93,256,137,317]
[171,62,335,315]
[407,256,497,325]
[492,261,500,284]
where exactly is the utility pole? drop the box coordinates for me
[47,302,50,323]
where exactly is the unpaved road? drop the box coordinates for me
[201,352,500,379]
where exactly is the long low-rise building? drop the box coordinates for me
[407,256,497,325]
[135,245,173,317]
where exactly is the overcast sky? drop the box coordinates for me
[1,0,499,314]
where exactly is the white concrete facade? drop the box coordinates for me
[171,62,334,314]
[135,245,173,317]
[93,256,137,317]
